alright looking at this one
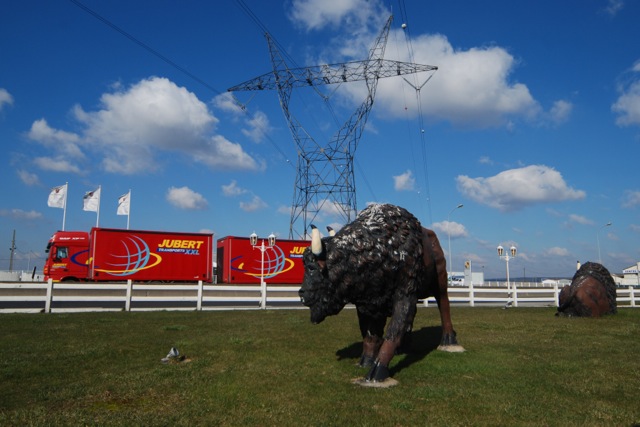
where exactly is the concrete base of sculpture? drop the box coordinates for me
[351,377,399,388]
[437,344,466,353]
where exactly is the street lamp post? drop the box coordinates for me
[597,222,612,264]
[497,245,517,308]
[447,204,464,280]
[250,232,276,309]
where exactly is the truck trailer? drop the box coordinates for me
[216,236,310,284]
[43,228,214,283]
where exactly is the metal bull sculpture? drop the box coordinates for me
[299,204,464,384]
[557,261,617,317]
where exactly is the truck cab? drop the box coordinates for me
[43,231,90,282]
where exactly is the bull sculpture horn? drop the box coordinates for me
[310,224,322,255]
[327,226,336,237]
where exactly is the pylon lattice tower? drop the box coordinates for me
[228,15,437,238]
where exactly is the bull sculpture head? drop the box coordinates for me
[299,225,348,324]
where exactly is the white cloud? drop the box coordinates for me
[544,247,570,257]
[286,0,550,129]
[612,61,640,126]
[456,165,586,211]
[313,25,542,128]
[431,220,468,239]
[288,0,383,31]
[214,93,272,144]
[479,156,493,165]
[0,208,43,220]
[605,0,625,16]
[375,33,542,127]
[17,170,40,186]
[28,77,262,175]
[548,99,573,124]
[241,111,272,143]
[239,195,267,212]
[0,88,14,112]
[166,186,208,210]
[622,190,640,208]
[222,180,248,197]
[27,119,84,159]
[277,204,293,216]
[568,214,594,226]
[393,170,415,191]
[33,156,82,174]
[212,92,245,114]
[190,135,264,172]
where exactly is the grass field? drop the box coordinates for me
[1,307,639,426]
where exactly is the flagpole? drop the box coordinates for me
[62,182,68,231]
[96,185,101,227]
[127,189,131,230]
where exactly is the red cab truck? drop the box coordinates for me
[216,236,310,284]
[43,228,214,283]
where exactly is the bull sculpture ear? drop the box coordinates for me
[310,224,322,256]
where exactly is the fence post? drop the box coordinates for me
[125,280,133,311]
[422,298,429,307]
[630,286,636,308]
[197,280,203,311]
[469,281,475,307]
[513,282,519,307]
[554,282,559,307]
[45,278,53,313]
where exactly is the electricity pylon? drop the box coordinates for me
[228,15,437,238]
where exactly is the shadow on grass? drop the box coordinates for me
[335,326,443,376]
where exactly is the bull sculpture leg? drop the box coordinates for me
[424,228,465,352]
[357,310,385,368]
[435,291,463,350]
[362,297,418,382]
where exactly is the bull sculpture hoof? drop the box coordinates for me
[358,354,375,368]
[437,331,466,353]
[365,361,390,382]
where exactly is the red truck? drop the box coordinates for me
[216,236,310,284]
[43,228,214,283]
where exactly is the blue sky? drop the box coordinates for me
[1,0,639,279]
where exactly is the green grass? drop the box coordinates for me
[1,307,639,426]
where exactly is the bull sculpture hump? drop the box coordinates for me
[299,203,464,384]
[557,262,617,317]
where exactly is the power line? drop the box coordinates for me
[69,0,222,96]
[68,0,295,168]
[397,0,437,225]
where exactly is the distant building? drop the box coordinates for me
[616,263,640,287]
[449,271,484,286]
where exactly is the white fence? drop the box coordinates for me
[0,280,637,313]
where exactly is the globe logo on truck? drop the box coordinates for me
[95,236,162,276]
[235,245,295,279]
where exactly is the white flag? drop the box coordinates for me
[83,187,101,212]
[117,191,130,215]
[47,184,67,209]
